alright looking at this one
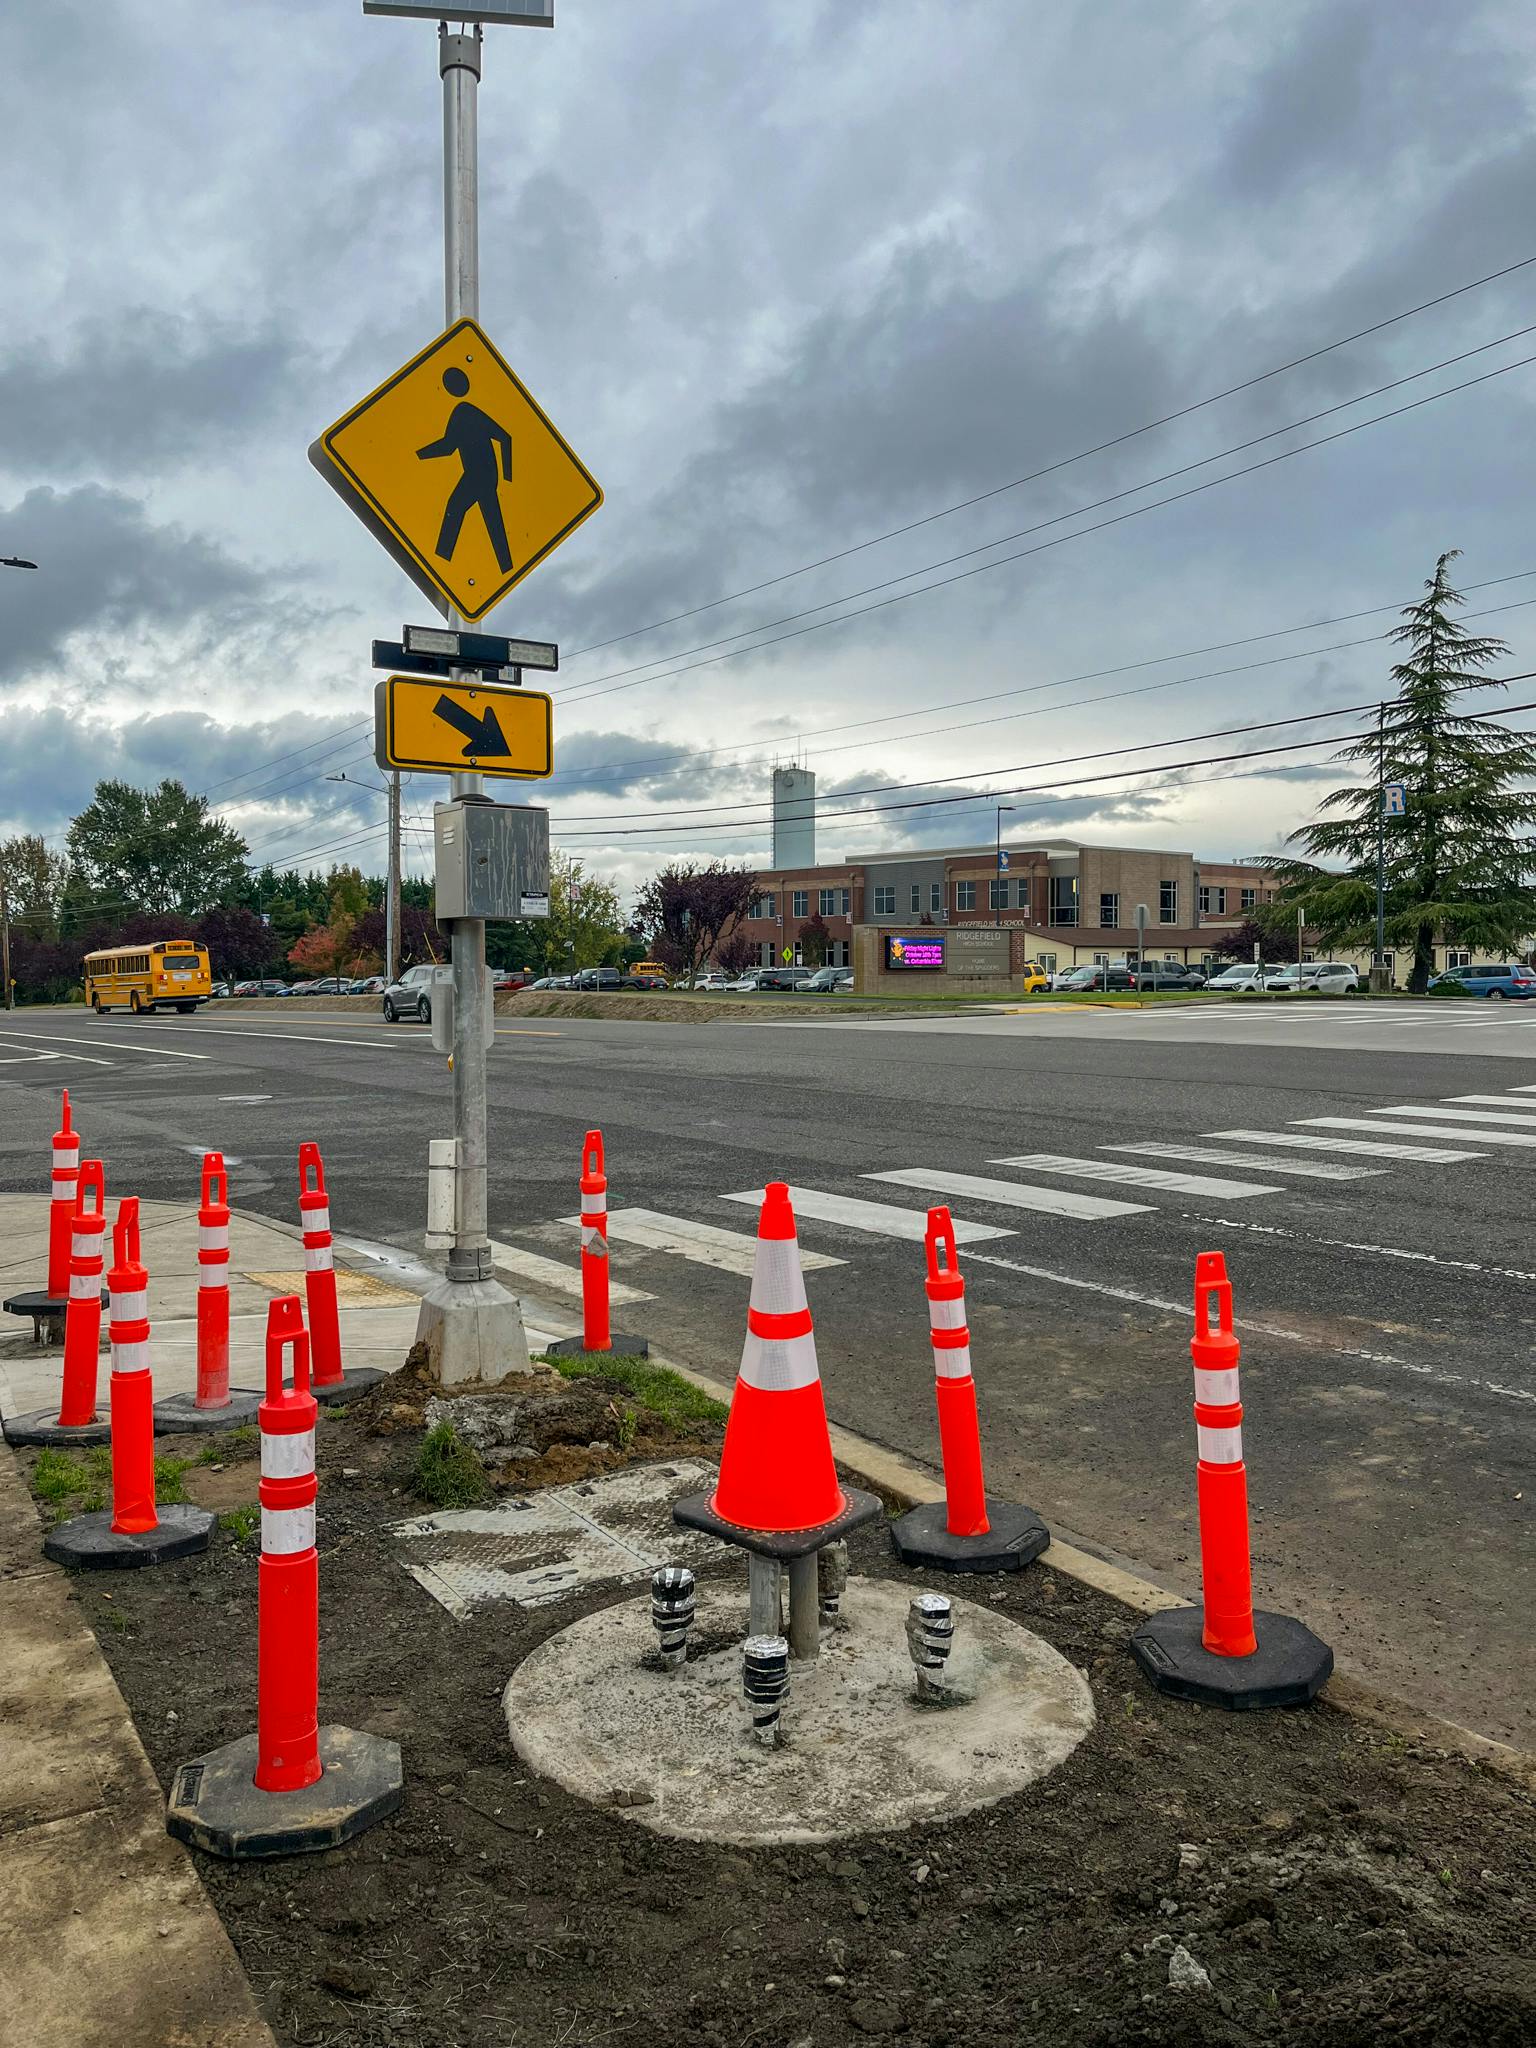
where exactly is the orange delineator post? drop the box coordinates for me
[579,1129,611,1352]
[298,1143,343,1392]
[255,1296,322,1795]
[710,1181,845,1535]
[48,1090,80,1299]
[57,1161,107,1429]
[1189,1251,1258,1659]
[196,1153,232,1410]
[107,1199,157,1535]
[924,1207,990,1539]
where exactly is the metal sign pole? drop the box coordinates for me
[415,20,527,1381]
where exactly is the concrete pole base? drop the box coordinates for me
[414,1273,529,1388]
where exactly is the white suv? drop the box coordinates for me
[1263,963,1358,995]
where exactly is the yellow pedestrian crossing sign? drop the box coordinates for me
[309,319,602,622]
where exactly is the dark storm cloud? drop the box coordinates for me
[0,311,297,476]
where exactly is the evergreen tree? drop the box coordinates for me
[1262,551,1536,992]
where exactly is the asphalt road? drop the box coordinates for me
[0,998,1531,1746]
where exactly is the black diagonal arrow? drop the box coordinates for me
[433,693,511,759]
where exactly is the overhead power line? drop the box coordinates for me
[556,331,1536,710]
[560,250,1536,662]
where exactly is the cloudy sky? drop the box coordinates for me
[3,0,1536,904]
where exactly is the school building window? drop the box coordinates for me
[910,884,922,913]
[955,880,976,911]
[1240,887,1256,910]
[989,879,1007,910]
[1049,876,1078,926]
[1098,892,1118,928]
[1198,885,1226,915]
[930,883,942,913]
[791,890,808,918]
[1159,880,1178,923]
[873,885,895,915]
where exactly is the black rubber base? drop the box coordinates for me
[672,1484,883,1561]
[43,1503,215,1571]
[166,1725,404,1860]
[1130,1605,1334,1710]
[889,1497,1051,1574]
[153,1388,263,1435]
[545,1332,650,1361]
[2,1289,107,1346]
[309,1367,388,1408]
[2,1406,111,1448]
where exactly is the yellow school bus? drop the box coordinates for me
[84,940,212,1015]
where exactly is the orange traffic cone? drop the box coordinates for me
[673,1182,878,1562]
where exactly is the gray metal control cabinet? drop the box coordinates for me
[434,800,550,922]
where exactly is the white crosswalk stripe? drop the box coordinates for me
[1366,1105,1536,1129]
[1208,1127,1486,1162]
[990,1153,1281,1199]
[489,1239,656,1304]
[862,1167,1151,1220]
[1102,1142,1385,1181]
[565,1206,848,1277]
[722,1185,1013,1244]
[1447,1094,1536,1108]
[1301,1116,1536,1149]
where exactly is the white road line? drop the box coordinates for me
[862,1167,1150,1221]
[1301,1116,1536,1149]
[0,1029,208,1061]
[1365,1105,1536,1129]
[568,1205,848,1276]
[487,1239,654,1305]
[1446,1094,1536,1108]
[1100,1142,1385,1181]
[991,1152,1282,1199]
[0,1045,114,1069]
[141,1021,423,1051]
[1208,1127,1486,1162]
[962,1249,1535,1409]
[723,1185,1014,1245]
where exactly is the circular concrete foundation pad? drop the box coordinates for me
[503,1576,1094,1846]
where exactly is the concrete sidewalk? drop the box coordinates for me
[0,1195,423,1418]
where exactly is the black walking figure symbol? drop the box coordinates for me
[415,367,514,574]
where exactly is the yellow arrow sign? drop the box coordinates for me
[311,320,601,622]
[374,676,553,779]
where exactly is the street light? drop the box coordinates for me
[326,769,402,986]
[1,557,37,570]
[994,804,1016,928]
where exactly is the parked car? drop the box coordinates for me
[755,966,816,992]
[288,979,319,995]
[526,975,570,990]
[303,977,347,996]
[1263,962,1359,995]
[804,965,853,993]
[1130,963,1206,991]
[1019,960,1050,993]
[230,980,260,998]
[350,976,386,995]
[727,972,763,992]
[569,967,630,992]
[1429,962,1536,999]
[258,980,290,997]
[1058,964,1135,992]
[1204,962,1281,993]
[693,972,732,991]
[627,972,670,991]
[488,968,530,992]
[382,964,442,1022]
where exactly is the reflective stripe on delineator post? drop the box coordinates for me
[298,1142,343,1390]
[196,1151,232,1410]
[579,1129,611,1352]
[1189,1252,1258,1658]
[48,1089,79,1299]
[256,1295,322,1795]
[57,1159,106,1429]
[108,1198,157,1535]
[924,1207,989,1539]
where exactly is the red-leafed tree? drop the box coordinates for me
[633,861,759,988]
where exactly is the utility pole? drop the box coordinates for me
[387,770,402,985]
[0,877,11,1011]
[994,803,1015,928]
[1374,700,1387,990]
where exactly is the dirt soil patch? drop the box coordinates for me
[26,1403,1536,2048]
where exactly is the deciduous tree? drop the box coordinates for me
[66,779,249,918]
[633,860,760,988]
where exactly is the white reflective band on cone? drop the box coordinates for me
[302,1206,331,1236]
[262,1502,316,1554]
[303,1243,333,1272]
[111,1289,148,1321]
[1193,1366,1240,1405]
[54,1145,79,1168]
[261,1429,316,1480]
[72,1231,99,1261]
[199,1269,229,1290]
[69,1270,98,1300]
[928,1295,966,1330]
[580,1195,606,1217]
[748,1237,810,1315]
[582,1227,608,1257]
[739,1326,820,1392]
[111,1339,150,1375]
[51,1171,77,1189]
[1197,1423,1244,1464]
[198,1225,229,1254]
[933,1344,973,1380]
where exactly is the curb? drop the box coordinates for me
[600,1342,1536,1795]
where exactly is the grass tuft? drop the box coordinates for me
[415,1421,491,1508]
[218,1503,259,1545]
[542,1353,728,1426]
